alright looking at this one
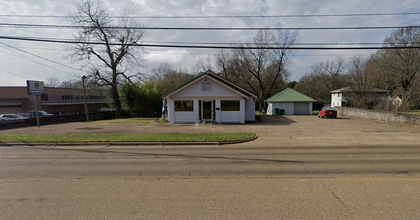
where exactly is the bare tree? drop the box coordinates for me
[383,27,420,93]
[216,30,298,112]
[44,76,60,87]
[294,73,330,101]
[192,55,215,74]
[150,63,195,93]
[345,56,378,108]
[310,57,347,93]
[68,0,146,117]
[370,27,420,109]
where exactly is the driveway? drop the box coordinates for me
[1,115,419,147]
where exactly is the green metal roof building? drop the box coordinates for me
[265,88,316,115]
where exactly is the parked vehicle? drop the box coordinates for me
[0,114,28,121]
[97,107,116,112]
[29,110,54,118]
[318,107,337,118]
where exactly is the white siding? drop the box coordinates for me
[215,100,221,123]
[268,103,295,115]
[240,99,245,123]
[168,98,199,124]
[331,93,342,107]
[245,97,255,121]
[174,112,196,123]
[174,77,240,98]
[220,111,241,123]
[309,102,313,114]
[167,98,174,123]
[167,74,256,124]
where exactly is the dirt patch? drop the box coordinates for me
[76,127,104,131]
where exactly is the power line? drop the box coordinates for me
[0,42,81,71]
[1,23,419,31]
[0,12,419,19]
[142,41,394,46]
[0,44,71,74]
[0,68,26,78]
[0,35,418,50]
[145,51,372,57]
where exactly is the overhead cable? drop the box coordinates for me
[1,23,419,31]
[0,35,418,50]
[0,12,419,19]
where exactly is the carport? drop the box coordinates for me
[265,88,316,115]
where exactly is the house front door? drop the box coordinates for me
[201,100,213,121]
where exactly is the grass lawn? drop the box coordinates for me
[405,110,420,115]
[95,118,159,123]
[0,133,256,143]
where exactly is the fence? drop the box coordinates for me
[335,107,420,126]
[0,111,118,130]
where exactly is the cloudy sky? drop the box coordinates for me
[0,0,419,86]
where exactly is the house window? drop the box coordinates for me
[41,94,49,101]
[202,82,212,92]
[0,104,23,108]
[221,100,240,111]
[175,101,194,111]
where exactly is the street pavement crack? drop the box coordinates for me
[319,182,354,218]
[320,182,350,210]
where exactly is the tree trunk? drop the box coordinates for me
[111,85,121,118]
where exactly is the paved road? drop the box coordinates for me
[2,115,420,219]
[1,143,420,219]
[2,144,420,179]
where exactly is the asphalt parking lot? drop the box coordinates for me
[1,115,419,147]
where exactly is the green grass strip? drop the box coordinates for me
[0,133,256,143]
[405,110,420,115]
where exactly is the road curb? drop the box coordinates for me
[0,134,258,147]
[218,134,258,145]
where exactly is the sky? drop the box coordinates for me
[0,0,420,86]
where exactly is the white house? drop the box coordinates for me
[330,87,389,107]
[162,70,257,124]
[265,88,316,115]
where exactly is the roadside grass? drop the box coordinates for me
[405,110,420,115]
[312,110,319,115]
[0,133,256,143]
[95,118,159,123]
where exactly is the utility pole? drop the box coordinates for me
[82,75,89,122]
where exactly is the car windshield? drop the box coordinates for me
[324,107,335,110]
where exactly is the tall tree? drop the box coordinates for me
[120,80,163,117]
[216,30,298,112]
[310,57,347,94]
[151,63,196,93]
[44,76,60,87]
[294,73,330,101]
[68,0,145,118]
[345,56,377,108]
[373,27,420,99]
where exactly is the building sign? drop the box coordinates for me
[27,80,45,95]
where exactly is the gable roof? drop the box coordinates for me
[265,88,316,102]
[330,87,389,93]
[162,70,257,99]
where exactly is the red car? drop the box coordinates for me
[318,107,337,118]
